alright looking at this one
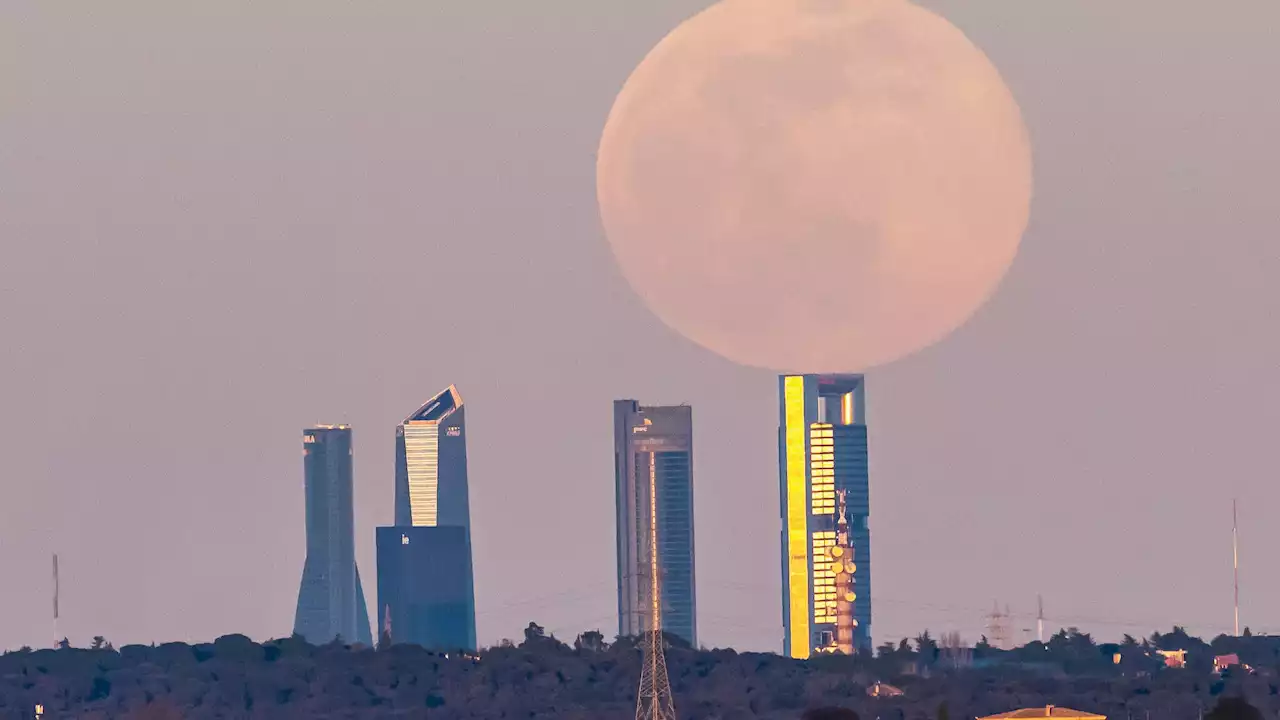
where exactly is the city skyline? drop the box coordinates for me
[2,0,1278,653]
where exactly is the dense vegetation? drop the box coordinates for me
[3,623,1279,719]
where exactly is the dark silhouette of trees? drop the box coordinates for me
[3,624,1280,719]
[802,707,861,720]
[123,697,184,720]
[1207,696,1262,720]
[575,629,607,652]
[915,631,940,666]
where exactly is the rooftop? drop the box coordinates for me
[404,385,463,423]
[979,707,1106,720]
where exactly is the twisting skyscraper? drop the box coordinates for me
[779,375,871,657]
[614,400,697,648]
[293,425,373,646]
[377,385,477,650]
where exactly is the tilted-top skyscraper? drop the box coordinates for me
[293,425,373,646]
[394,385,472,529]
[614,400,697,647]
[779,375,871,657]
[377,385,477,650]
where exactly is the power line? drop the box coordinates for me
[469,575,1276,652]
[698,578,1279,638]
[474,580,614,617]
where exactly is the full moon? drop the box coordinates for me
[597,0,1032,371]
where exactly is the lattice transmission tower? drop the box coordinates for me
[986,601,1011,650]
[635,456,677,720]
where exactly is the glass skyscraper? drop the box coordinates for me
[293,425,373,646]
[377,385,477,650]
[779,375,871,657]
[613,400,697,647]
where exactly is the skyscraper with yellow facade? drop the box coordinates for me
[779,374,871,657]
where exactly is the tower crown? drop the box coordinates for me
[404,385,463,424]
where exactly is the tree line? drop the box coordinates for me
[2,623,1278,719]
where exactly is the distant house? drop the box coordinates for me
[1157,649,1188,669]
[1214,654,1249,674]
[978,706,1105,720]
[867,682,905,698]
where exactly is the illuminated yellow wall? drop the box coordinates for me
[403,422,440,526]
[810,425,835,514]
[810,424,837,627]
[784,376,810,659]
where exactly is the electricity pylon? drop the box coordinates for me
[635,456,677,720]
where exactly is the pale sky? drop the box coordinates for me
[1,0,1277,652]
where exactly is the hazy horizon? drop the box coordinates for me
[1,0,1277,652]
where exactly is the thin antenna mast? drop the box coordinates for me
[1037,595,1044,644]
[52,553,59,649]
[1232,499,1240,636]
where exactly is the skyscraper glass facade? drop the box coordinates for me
[614,400,697,647]
[376,526,475,651]
[779,375,871,657]
[379,385,477,650]
[293,426,373,646]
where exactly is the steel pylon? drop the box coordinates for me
[635,452,677,720]
[636,629,676,720]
